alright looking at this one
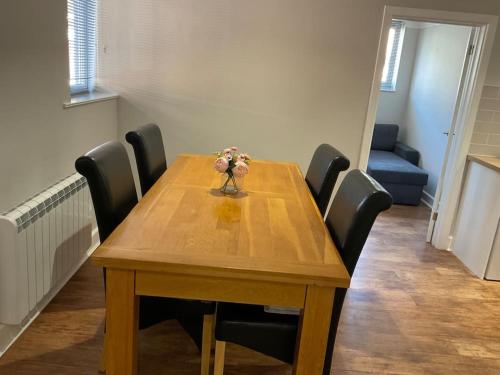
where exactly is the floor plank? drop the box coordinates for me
[1,204,499,374]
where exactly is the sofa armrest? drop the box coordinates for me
[394,142,420,166]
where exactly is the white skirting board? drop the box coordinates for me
[420,190,434,208]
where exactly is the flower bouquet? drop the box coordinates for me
[214,146,250,195]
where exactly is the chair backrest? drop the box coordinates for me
[305,144,350,216]
[125,123,167,196]
[371,124,399,151]
[321,169,392,374]
[75,141,138,242]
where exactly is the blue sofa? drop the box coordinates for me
[367,124,428,205]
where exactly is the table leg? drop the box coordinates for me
[293,285,335,375]
[201,314,214,375]
[105,269,138,375]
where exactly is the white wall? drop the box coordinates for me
[0,0,118,213]
[375,27,419,129]
[402,24,471,199]
[97,0,500,180]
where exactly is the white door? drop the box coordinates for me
[426,27,476,243]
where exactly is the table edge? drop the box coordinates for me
[92,250,351,288]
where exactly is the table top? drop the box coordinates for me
[92,154,350,288]
[468,154,500,173]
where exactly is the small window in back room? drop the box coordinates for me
[67,0,97,95]
[381,20,405,92]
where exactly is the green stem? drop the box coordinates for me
[221,175,231,191]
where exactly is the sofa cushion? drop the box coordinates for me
[371,124,399,151]
[367,150,428,186]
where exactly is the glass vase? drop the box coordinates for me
[220,173,243,195]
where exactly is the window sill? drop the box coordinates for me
[380,88,396,93]
[63,88,118,108]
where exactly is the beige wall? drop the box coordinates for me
[99,0,383,174]
[98,0,500,176]
[0,0,118,212]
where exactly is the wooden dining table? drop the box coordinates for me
[92,154,350,375]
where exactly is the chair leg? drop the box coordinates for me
[99,333,107,373]
[201,314,214,375]
[214,340,226,375]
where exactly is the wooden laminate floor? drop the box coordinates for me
[1,204,500,374]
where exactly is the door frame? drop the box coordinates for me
[359,6,498,250]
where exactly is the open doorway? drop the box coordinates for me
[368,20,472,234]
[360,7,497,250]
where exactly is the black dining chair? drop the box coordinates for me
[213,169,392,374]
[125,123,167,196]
[75,141,214,375]
[305,144,350,216]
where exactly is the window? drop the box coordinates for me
[67,0,97,95]
[381,20,405,92]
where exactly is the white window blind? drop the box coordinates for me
[381,20,405,92]
[67,0,97,95]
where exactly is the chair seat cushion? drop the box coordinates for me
[367,150,428,186]
[215,303,299,364]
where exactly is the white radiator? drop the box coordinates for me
[0,173,94,327]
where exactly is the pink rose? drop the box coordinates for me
[214,157,229,173]
[230,146,238,151]
[232,161,249,178]
[238,153,250,162]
